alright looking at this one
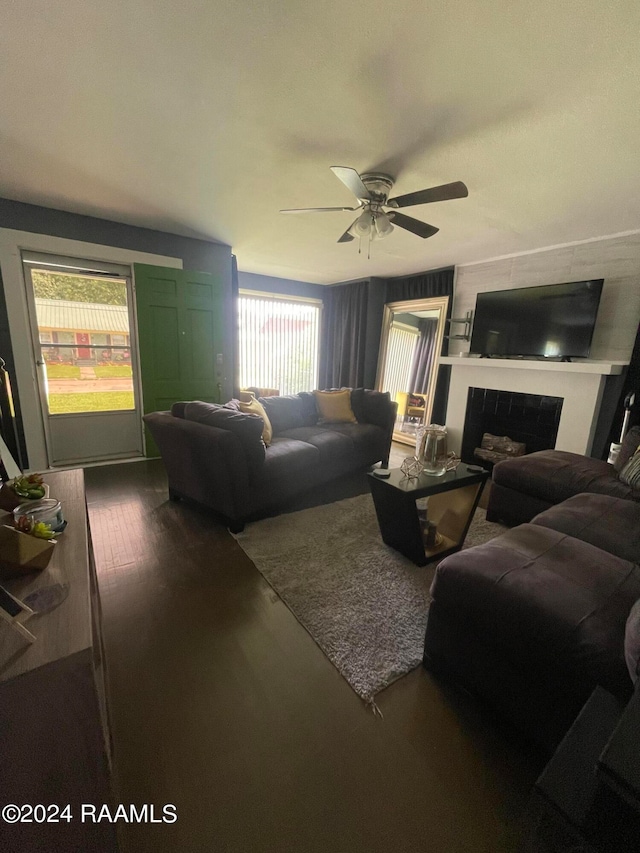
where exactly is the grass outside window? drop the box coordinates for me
[45,365,81,379]
[48,391,135,414]
[94,365,133,378]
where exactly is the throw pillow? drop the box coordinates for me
[625,597,640,684]
[614,425,640,473]
[313,389,357,424]
[259,394,317,434]
[238,396,273,445]
[619,446,640,489]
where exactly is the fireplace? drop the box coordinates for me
[461,387,563,466]
[442,357,624,458]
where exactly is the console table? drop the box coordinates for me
[0,470,117,852]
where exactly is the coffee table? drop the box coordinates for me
[367,465,489,566]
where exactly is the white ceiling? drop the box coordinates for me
[1,1,639,284]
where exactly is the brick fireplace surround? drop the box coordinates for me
[441,357,626,458]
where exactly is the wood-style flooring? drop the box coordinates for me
[85,452,543,853]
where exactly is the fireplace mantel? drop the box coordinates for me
[440,357,626,375]
[442,358,628,457]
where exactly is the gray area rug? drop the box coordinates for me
[234,493,504,701]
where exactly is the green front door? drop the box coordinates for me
[134,264,225,456]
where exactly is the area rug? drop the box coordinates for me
[233,494,504,702]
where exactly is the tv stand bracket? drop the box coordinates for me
[444,310,473,342]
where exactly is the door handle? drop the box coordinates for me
[36,359,45,367]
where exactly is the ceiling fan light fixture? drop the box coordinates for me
[374,212,394,239]
[349,209,374,237]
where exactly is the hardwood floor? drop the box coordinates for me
[85,456,542,853]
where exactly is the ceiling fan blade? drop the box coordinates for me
[337,218,359,242]
[280,205,362,214]
[389,212,439,239]
[330,166,372,201]
[387,181,468,208]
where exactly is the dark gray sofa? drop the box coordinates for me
[486,425,640,526]
[144,388,396,531]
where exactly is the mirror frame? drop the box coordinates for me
[375,296,450,446]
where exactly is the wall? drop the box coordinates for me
[0,198,232,470]
[449,231,640,362]
[237,271,325,301]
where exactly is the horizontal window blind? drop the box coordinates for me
[382,324,419,404]
[238,294,321,396]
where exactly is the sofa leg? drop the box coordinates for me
[228,520,245,534]
[168,488,181,502]
[485,508,499,523]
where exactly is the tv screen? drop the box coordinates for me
[469,280,604,359]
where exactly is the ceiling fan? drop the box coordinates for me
[280,167,468,245]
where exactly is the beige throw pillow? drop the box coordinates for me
[238,396,273,446]
[313,389,357,424]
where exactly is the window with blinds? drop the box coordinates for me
[238,293,321,396]
[381,322,419,404]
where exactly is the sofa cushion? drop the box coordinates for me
[257,436,320,481]
[361,389,393,429]
[619,446,640,489]
[492,449,640,505]
[614,425,640,473]
[532,493,640,563]
[182,401,266,471]
[238,396,273,445]
[625,598,640,684]
[313,389,357,424]
[171,401,188,419]
[349,388,365,423]
[258,393,317,434]
[318,423,387,463]
[431,523,640,698]
[277,427,354,475]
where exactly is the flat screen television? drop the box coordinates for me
[469,280,604,359]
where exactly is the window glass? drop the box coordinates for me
[238,294,320,395]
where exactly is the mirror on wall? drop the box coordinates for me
[375,296,449,446]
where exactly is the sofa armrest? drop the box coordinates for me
[143,412,251,522]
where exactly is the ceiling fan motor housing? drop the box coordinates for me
[359,173,395,205]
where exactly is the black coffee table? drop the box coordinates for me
[367,465,489,566]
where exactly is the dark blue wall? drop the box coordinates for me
[237,271,325,301]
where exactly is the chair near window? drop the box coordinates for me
[396,391,427,423]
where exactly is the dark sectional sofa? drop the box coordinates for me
[144,388,396,531]
[486,425,640,527]
[425,429,640,750]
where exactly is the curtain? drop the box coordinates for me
[384,267,454,424]
[319,280,368,389]
[231,254,240,397]
[384,267,453,304]
[407,318,438,394]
